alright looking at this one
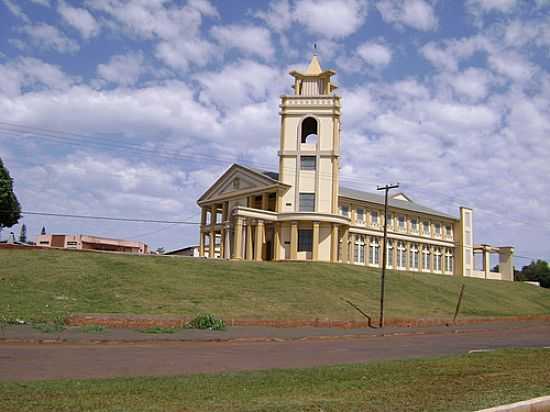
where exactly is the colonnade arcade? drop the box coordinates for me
[199,204,457,275]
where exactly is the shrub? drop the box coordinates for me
[186,313,225,331]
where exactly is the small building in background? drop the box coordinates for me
[35,234,149,254]
[164,245,201,257]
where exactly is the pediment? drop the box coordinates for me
[391,192,413,202]
[198,164,287,204]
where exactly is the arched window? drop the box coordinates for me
[397,241,406,269]
[410,243,419,270]
[422,245,431,272]
[354,235,365,264]
[434,247,442,272]
[369,238,380,266]
[386,240,393,268]
[301,117,318,144]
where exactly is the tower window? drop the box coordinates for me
[301,117,318,144]
[300,156,316,170]
[299,193,315,212]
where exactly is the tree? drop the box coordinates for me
[19,224,27,243]
[156,247,165,255]
[0,158,21,230]
[516,260,550,288]
[41,226,46,235]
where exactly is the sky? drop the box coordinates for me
[0,0,549,266]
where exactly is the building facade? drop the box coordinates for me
[36,234,149,254]
[197,55,514,280]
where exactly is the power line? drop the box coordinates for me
[2,121,550,231]
[2,209,543,261]
[4,210,200,225]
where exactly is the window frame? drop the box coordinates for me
[398,215,406,231]
[299,193,316,212]
[340,205,350,217]
[298,229,313,252]
[300,155,316,171]
[356,208,365,224]
[371,210,379,226]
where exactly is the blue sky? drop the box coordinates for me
[0,0,549,267]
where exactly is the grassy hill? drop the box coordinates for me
[1,248,549,323]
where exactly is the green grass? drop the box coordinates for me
[1,248,549,323]
[1,349,549,411]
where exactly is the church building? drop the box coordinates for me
[197,54,514,281]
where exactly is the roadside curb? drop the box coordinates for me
[0,325,523,346]
[476,395,550,411]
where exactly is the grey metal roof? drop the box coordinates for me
[339,186,458,220]
[245,165,457,221]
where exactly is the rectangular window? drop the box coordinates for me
[370,239,380,266]
[371,211,379,225]
[397,242,406,269]
[435,223,441,236]
[445,224,452,237]
[423,247,431,271]
[300,156,316,170]
[299,193,315,212]
[410,245,419,270]
[298,229,313,252]
[423,221,430,235]
[386,242,393,268]
[398,215,406,230]
[354,237,365,264]
[411,218,418,232]
[356,208,365,224]
[435,253,442,272]
[340,205,350,217]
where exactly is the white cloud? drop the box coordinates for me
[357,41,393,66]
[391,79,430,99]
[465,0,518,26]
[0,57,75,97]
[0,82,221,143]
[194,60,285,111]
[422,100,500,133]
[255,0,292,32]
[58,1,100,39]
[294,0,368,39]
[19,23,79,53]
[97,53,145,86]
[438,67,494,101]
[466,0,517,14]
[488,50,537,82]
[87,0,219,70]
[211,24,275,60]
[29,0,50,5]
[420,35,493,72]
[154,39,215,71]
[376,0,438,31]
[2,0,30,22]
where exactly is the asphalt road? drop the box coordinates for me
[1,323,549,381]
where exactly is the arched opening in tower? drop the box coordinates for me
[301,117,318,144]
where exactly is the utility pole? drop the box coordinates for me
[377,183,399,328]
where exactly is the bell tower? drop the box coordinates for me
[278,54,341,215]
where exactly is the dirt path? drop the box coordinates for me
[1,323,549,381]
